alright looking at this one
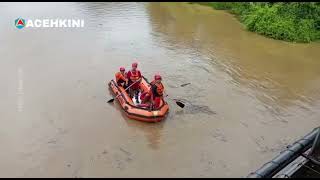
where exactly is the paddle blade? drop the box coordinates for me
[180,83,191,87]
[176,101,185,108]
[107,98,115,103]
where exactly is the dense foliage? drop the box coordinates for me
[199,2,320,43]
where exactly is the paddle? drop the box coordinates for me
[180,83,191,87]
[144,77,190,88]
[164,94,185,108]
[174,100,185,108]
[164,83,190,108]
[107,78,142,103]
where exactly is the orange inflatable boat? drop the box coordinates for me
[108,76,169,122]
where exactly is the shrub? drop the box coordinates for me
[201,2,320,43]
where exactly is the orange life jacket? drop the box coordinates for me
[151,80,164,97]
[129,70,141,82]
[115,72,126,83]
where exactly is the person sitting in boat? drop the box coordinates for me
[139,74,164,109]
[150,74,165,109]
[138,90,152,109]
[115,67,128,88]
[126,62,142,103]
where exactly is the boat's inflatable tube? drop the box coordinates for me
[247,127,320,178]
[108,76,169,122]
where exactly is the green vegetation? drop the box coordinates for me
[196,2,320,43]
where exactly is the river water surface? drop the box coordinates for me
[0,2,320,177]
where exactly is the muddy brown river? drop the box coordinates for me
[0,2,320,178]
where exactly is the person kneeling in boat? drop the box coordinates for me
[139,74,164,110]
[127,62,142,103]
[115,67,128,88]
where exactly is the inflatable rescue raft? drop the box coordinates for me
[108,76,169,122]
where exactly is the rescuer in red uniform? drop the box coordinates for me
[115,67,128,88]
[126,62,142,103]
[139,74,164,109]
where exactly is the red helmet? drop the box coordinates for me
[154,74,162,80]
[132,62,138,68]
[120,67,125,71]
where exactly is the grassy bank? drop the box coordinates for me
[194,2,320,43]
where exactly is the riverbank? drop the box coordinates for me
[194,2,320,43]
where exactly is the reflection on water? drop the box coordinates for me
[124,119,164,150]
[0,2,319,178]
[147,2,320,111]
[114,101,165,150]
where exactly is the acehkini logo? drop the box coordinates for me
[15,18,26,29]
[14,17,84,29]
